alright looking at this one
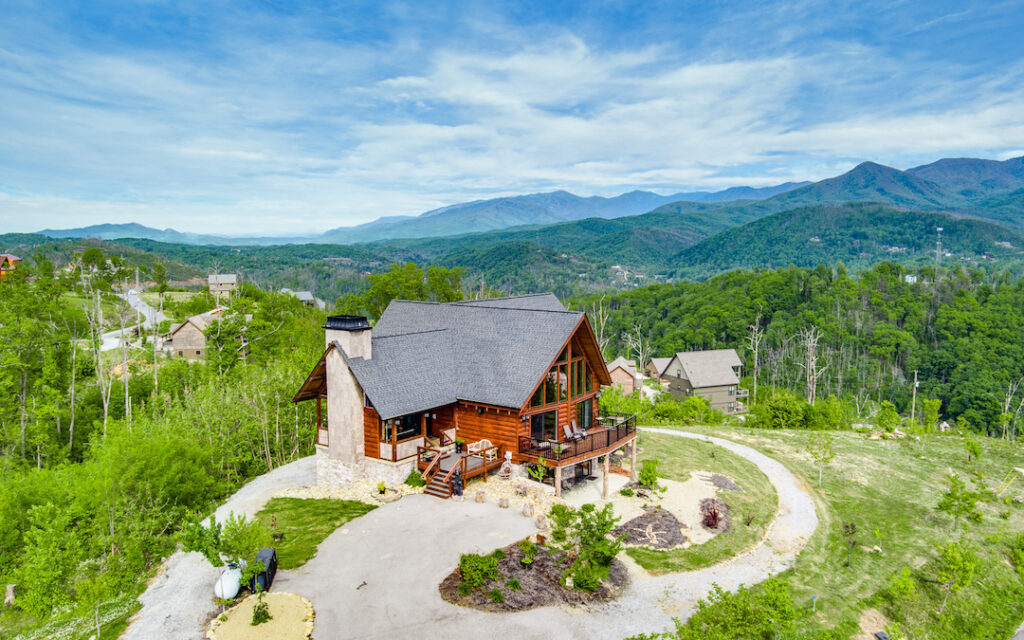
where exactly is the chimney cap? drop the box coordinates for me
[324,315,371,332]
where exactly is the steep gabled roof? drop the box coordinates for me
[648,357,672,376]
[299,294,610,420]
[606,356,637,376]
[672,349,742,388]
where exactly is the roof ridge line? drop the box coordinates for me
[374,328,449,338]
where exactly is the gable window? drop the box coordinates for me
[529,334,596,408]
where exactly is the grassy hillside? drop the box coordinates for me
[670,203,1024,280]
[654,425,1024,639]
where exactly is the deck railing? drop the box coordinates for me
[518,412,636,463]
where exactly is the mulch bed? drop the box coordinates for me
[699,497,732,534]
[613,507,688,550]
[439,541,629,612]
[709,473,743,492]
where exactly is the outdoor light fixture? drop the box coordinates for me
[477,406,484,414]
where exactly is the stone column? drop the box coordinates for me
[630,439,638,481]
[602,455,610,499]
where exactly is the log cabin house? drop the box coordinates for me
[0,254,21,280]
[292,294,638,499]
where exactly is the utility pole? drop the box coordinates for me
[911,370,919,426]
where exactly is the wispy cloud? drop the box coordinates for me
[0,1,1022,235]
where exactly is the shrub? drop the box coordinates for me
[459,553,499,589]
[404,470,426,487]
[518,539,538,565]
[251,590,272,625]
[507,578,521,590]
[457,581,472,596]
[638,459,660,489]
[619,487,634,497]
[1010,533,1024,580]
[549,503,624,591]
[488,588,504,603]
[491,548,506,560]
[221,512,272,565]
[876,401,900,432]
[889,566,916,599]
[758,393,805,429]
[648,577,798,639]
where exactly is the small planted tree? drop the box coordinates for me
[963,438,982,464]
[876,401,900,432]
[549,503,624,591]
[936,539,978,615]
[936,473,982,531]
[806,431,837,488]
[638,458,660,490]
[842,522,858,567]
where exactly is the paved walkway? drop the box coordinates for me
[120,456,316,640]
[275,428,818,639]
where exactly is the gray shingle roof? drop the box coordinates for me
[673,349,742,388]
[606,356,637,376]
[345,295,584,420]
[648,357,672,376]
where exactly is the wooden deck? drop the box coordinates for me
[417,447,504,499]
[518,413,637,467]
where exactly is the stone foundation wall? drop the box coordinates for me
[316,446,416,487]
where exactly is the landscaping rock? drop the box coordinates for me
[522,503,534,517]
[535,515,547,530]
[499,497,510,509]
[4,584,14,607]
[1014,495,1023,504]
[475,491,486,503]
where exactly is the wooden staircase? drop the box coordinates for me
[424,473,451,499]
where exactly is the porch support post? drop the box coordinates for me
[630,439,638,482]
[554,465,562,498]
[603,455,609,500]
[316,397,322,430]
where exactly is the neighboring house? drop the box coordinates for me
[0,254,21,280]
[166,309,224,359]
[281,288,327,310]
[605,356,641,394]
[292,293,638,498]
[208,274,238,299]
[646,357,672,380]
[661,349,748,413]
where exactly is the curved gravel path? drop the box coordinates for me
[120,456,316,640]
[275,428,818,639]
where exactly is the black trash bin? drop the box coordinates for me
[250,548,278,592]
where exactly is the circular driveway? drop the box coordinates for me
[274,428,818,640]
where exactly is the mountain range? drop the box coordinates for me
[37,182,810,245]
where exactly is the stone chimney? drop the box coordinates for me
[320,315,372,483]
[324,315,372,360]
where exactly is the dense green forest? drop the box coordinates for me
[580,262,1024,436]
[0,254,324,636]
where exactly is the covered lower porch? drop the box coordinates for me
[517,412,638,498]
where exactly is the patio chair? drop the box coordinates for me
[571,420,587,439]
[562,423,583,442]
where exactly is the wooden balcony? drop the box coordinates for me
[518,412,637,467]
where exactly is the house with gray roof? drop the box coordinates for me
[660,348,748,413]
[292,294,638,498]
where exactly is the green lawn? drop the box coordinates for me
[626,431,778,573]
[255,498,376,569]
[666,425,1024,639]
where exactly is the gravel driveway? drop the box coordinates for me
[120,455,316,640]
[274,428,818,639]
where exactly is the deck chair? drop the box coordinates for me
[562,423,582,441]
[571,419,587,439]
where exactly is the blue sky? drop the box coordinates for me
[1,0,1023,235]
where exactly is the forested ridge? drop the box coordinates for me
[580,262,1024,435]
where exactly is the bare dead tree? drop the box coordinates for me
[623,323,652,372]
[746,314,764,406]
[1001,377,1024,440]
[798,326,828,405]
[590,296,611,357]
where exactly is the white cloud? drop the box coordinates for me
[1,21,1024,236]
